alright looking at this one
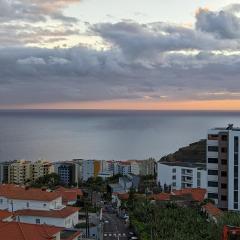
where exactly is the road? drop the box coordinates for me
[103,212,130,240]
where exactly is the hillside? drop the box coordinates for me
[160,139,206,164]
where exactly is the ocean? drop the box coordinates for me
[0,110,240,162]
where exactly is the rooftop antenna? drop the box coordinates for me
[227,124,234,130]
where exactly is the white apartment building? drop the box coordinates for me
[82,160,95,181]
[207,125,240,211]
[157,162,207,190]
[0,184,79,228]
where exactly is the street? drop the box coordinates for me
[103,212,130,240]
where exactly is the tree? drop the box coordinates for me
[31,173,60,188]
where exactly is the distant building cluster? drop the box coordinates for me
[0,158,156,186]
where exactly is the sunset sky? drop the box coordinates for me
[1,0,240,110]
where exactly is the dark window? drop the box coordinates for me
[221,195,227,201]
[221,171,227,177]
[208,181,218,187]
[221,147,227,153]
[208,158,218,164]
[221,159,227,165]
[234,166,238,177]
[234,137,239,152]
[221,135,228,141]
[172,175,176,180]
[208,193,218,199]
[208,134,218,140]
[221,183,227,189]
[234,191,238,202]
[172,168,176,173]
[234,179,238,190]
[208,146,218,152]
[208,170,218,175]
[234,203,238,209]
[234,153,238,165]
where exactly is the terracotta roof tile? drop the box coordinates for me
[0,184,61,202]
[0,210,12,220]
[15,206,79,219]
[151,193,171,201]
[172,188,206,202]
[0,221,63,240]
[202,203,223,217]
[117,193,129,201]
[56,187,83,203]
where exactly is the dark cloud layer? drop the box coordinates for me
[0,3,240,107]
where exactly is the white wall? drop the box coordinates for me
[17,211,79,228]
[157,163,207,190]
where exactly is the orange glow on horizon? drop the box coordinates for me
[2,99,240,111]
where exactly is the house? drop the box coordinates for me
[0,210,13,221]
[15,206,79,228]
[150,188,207,205]
[56,186,83,205]
[201,202,223,223]
[0,184,79,228]
[0,184,63,211]
[0,221,80,240]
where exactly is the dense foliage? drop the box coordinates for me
[31,173,60,188]
[129,199,217,240]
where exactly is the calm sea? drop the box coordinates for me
[0,110,240,162]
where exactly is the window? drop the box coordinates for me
[221,147,227,153]
[208,146,218,152]
[221,171,227,177]
[36,219,40,224]
[234,166,238,177]
[172,175,176,180]
[234,179,238,190]
[208,193,218,199]
[208,134,218,140]
[221,135,228,141]
[221,195,227,201]
[221,159,227,165]
[234,191,238,202]
[0,199,3,204]
[234,154,238,165]
[234,137,239,152]
[234,203,238,210]
[208,170,218,175]
[221,183,227,189]
[172,182,176,187]
[208,181,218,187]
[208,158,218,164]
[26,202,29,208]
[172,168,176,173]
[43,203,47,207]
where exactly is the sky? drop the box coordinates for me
[1,0,240,110]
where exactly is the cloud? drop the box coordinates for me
[0,0,80,23]
[196,6,240,39]
[1,3,240,107]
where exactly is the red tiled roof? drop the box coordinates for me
[202,203,223,217]
[0,221,62,240]
[56,186,83,203]
[151,193,171,201]
[0,184,61,202]
[15,206,79,219]
[0,210,12,220]
[117,193,129,201]
[172,188,206,202]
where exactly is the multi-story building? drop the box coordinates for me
[54,161,77,186]
[117,161,131,175]
[138,158,156,176]
[30,160,54,182]
[207,124,240,211]
[0,161,14,183]
[8,160,31,184]
[157,162,207,190]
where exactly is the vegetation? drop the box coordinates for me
[31,173,60,188]
[128,198,240,240]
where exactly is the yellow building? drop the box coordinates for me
[8,160,31,184]
[30,160,54,182]
[93,160,101,177]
